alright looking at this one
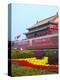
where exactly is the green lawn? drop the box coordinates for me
[11,63,56,76]
[11,50,34,53]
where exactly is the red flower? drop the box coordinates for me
[9,59,59,69]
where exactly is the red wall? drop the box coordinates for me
[14,36,58,49]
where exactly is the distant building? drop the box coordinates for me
[24,13,58,39]
[13,13,58,50]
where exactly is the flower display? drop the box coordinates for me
[9,56,58,69]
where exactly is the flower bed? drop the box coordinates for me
[16,57,48,65]
[9,58,58,69]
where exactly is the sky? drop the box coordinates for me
[10,4,58,41]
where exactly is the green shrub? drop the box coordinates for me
[44,49,58,65]
[11,50,35,59]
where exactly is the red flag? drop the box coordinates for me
[15,35,20,40]
[16,35,20,39]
